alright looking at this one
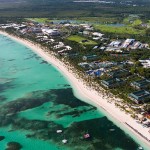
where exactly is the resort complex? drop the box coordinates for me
[0,1,150,148]
[0,19,149,112]
[0,18,149,123]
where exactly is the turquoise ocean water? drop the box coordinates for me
[0,34,146,150]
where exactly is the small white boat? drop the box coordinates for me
[56,130,63,133]
[137,146,143,150]
[62,139,67,144]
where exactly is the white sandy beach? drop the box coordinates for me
[0,30,150,149]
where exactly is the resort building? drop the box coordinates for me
[54,42,64,49]
[99,46,106,51]
[121,39,135,48]
[131,79,150,90]
[105,47,122,52]
[131,41,142,49]
[129,90,150,104]
[139,59,150,68]
[31,27,42,33]
[101,78,124,88]
[107,69,130,78]
[109,40,122,48]
[82,55,98,61]
[42,28,60,36]
[83,31,90,36]
[86,69,102,77]
[78,62,90,70]
[92,32,104,38]
[65,46,72,51]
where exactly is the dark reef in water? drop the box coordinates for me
[13,118,64,141]
[10,117,138,150]
[8,59,16,62]
[0,88,139,150]
[56,107,96,118]
[24,55,35,60]
[6,142,22,150]
[0,90,55,115]
[0,136,5,141]
[0,88,95,126]
[64,117,138,150]
[13,118,62,131]
[35,55,41,60]
[0,90,55,126]
[51,88,90,108]
[0,82,14,93]
[40,60,48,64]
[0,95,6,102]
[63,84,70,87]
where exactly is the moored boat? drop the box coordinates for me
[137,146,144,150]
[84,133,90,139]
[62,139,68,144]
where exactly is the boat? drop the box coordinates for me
[56,130,63,133]
[109,129,115,131]
[137,146,143,150]
[84,133,90,139]
[62,139,67,144]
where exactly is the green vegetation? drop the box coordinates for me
[67,35,97,45]
[94,24,145,35]
[123,15,140,24]
[130,49,150,61]
[77,16,119,24]
[131,19,142,26]
[123,15,142,27]
[0,0,150,20]
[26,18,51,23]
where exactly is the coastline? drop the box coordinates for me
[0,31,150,149]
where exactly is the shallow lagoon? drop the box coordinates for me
[0,34,143,150]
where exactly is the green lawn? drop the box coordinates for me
[78,16,118,24]
[26,18,51,23]
[131,19,142,26]
[94,24,145,35]
[67,35,97,45]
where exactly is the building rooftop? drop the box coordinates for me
[129,90,150,103]
[108,69,129,78]
[103,78,123,84]
[131,79,150,89]
[101,78,124,88]
[82,55,98,61]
